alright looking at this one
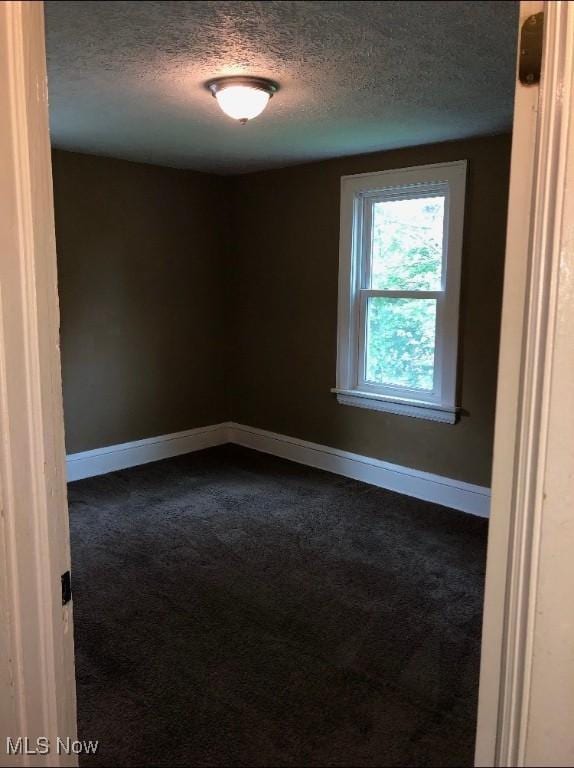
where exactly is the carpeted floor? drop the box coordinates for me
[68,444,487,767]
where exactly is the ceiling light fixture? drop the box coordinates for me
[206,76,279,125]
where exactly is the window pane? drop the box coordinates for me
[365,297,436,390]
[370,196,444,290]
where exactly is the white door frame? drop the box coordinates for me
[1,1,573,766]
[476,1,574,765]
[0,2,76,766]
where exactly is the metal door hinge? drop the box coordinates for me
[61,570,72,605]
[519,12,544,85]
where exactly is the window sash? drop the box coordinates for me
[356,291,444,401]
[359,289,442,299]
[355,184,449,403]
[361,185,449,293]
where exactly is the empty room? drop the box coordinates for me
[43,0,518,765]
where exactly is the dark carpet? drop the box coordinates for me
[68,444,487,767]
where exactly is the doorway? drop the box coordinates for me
[1,4,574,768]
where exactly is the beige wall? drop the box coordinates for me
[229,135,511,486]
[54,135,510,485]
[53,150,229,454]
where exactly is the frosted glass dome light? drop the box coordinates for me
[207,76,279,125]
[216,85,270,122]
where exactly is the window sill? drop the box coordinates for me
[331,388,458,424]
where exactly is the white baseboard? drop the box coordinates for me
[229,423,490,517]
[66,422,232,482]
[66,421,490,517]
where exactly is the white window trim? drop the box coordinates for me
[333,160,467,423]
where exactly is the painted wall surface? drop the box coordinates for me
[54,136,510,485]
[53,150,229,454]
[230,135,511,486]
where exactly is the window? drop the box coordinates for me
[334,161,467,423]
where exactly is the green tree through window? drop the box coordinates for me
[366,197,444,390]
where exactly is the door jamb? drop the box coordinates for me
[0,2,76,765]
[476,1,574,764]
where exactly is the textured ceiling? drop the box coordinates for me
[45,1,518,175]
